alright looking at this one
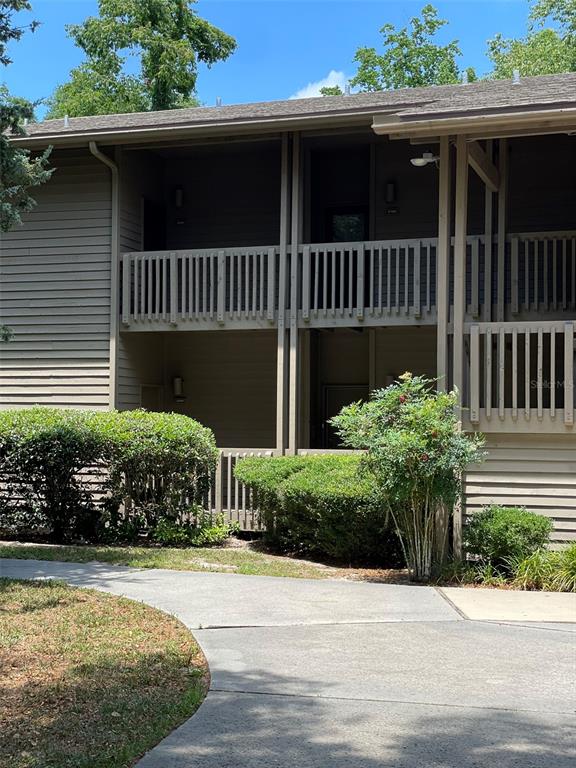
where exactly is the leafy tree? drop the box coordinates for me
[47,0,236,117]
[0,2,52,234]
[350,5,469,92]
[331,374,485,581]
[488,0,576,77]
[319,85,345,96]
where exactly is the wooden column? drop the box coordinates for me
[483,140,494,322]
[496,139,508,322]
[276,134,290,453]
[288,133,301,454]
[452,135,469,560]
[436,136,452,391]
[453,135,468,403]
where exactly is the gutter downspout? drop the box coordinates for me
[89,141,119,410]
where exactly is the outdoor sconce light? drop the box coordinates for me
[385,181,396,204]
[172,376,185,402]
[410,151,439,168]
[174,186,185,209]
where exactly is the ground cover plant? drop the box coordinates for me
[331,373,485,581]
[234,454,402,565]
[0,408,218,544]
[0,578,207,768]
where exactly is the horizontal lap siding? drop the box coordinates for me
[464,435,576,542]
[0,151,112,409]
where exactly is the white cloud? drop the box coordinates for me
[290,70,348,99]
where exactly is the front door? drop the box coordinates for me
[322,384,369,448]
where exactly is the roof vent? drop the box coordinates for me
[64,114,69,128]
[345,83,351,96]
[462,70,468,85]
[216,97,222,107]
[512,69,521,85]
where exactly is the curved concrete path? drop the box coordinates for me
[2,558,575,768]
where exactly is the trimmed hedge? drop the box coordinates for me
[464,505,553,573]
[234,454,402,565]
[0,408,218,543]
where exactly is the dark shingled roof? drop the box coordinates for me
[21,72,576,140]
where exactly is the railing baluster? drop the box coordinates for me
[302,245,310,321]
[512,327,518,420]
[511,237,519,315]
[537,327,543,419]
[170,252,177,325]
[564,321,574,425]
[413,242,421,318]
[550,327,556,419]
[267,247,276,321]
[471,238,479,318]
[525,330,531,420]
[470,324,480,423]
[498,326,505,420]
[339,248,345,316]
[357,243,365,320]
[217,250,225,323]
[122,255,131,325]
[486,328,492,419]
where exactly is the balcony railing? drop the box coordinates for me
[464,320,575,432]
[120,231,576,330]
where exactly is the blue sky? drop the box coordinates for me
[4,1,531,117]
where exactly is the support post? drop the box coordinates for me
[483,140,493,322]
[452,135,469,561]
[497,138,508,322]
[276,134,290,453]
[436,136,452,391]
[288,133,301,454]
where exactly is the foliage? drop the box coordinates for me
[0,408,104,542]
[93,409,217,530]
[487,28,573,78]
[1,4,52,232]
[464,505,553,573]
[0,408,218,543]
[441,542,576,593]
[151,514,238,547]
[488,0,576,78]
[512,543,576,592]
[331,373,485,581]
[319,85,345,96]
[47,0,236,117]
[0,324,12,342]
[350,5,469,92]
[234,455,402,565]
[45,62,149,119]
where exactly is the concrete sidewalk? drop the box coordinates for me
[2,558,575,768]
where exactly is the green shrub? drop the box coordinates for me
[330,373,485,581]
[151,514,239,547]
[0,408,217,544]
[464,505,553,573]
[92,410,217,529]
[235,454,402,565]
[512,543,576,592]
[0,408,104,542]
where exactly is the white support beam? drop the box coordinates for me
[496,139,508,322]
[436,136,452,391]
[276,133,290,453]
[288,133,301,454]
[453,135,468,404]
[467,140,500,193]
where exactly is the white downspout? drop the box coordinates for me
[89,141,119,410]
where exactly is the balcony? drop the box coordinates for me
[120,230,576,331]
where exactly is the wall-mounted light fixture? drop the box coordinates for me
[385,181,396,204]
[172,376,185,402]
[174,186,185,209]
[410,151,439,168]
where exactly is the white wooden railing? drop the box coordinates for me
[466,320,575,431]
[202,448,280,531]
[121,231,576,328]
[121,246,278,327]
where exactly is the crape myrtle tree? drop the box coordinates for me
[1,1,52,342]
[331,374,485,582]
[46,0,237,118]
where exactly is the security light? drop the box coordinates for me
[410,152,439,168]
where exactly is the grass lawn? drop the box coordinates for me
[0,579,207,768]
[0,540,408,582]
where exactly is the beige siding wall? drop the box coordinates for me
[465,434,576,543]
[164,330,277,447]
[117,150,164,409]
[0,150,112,409]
